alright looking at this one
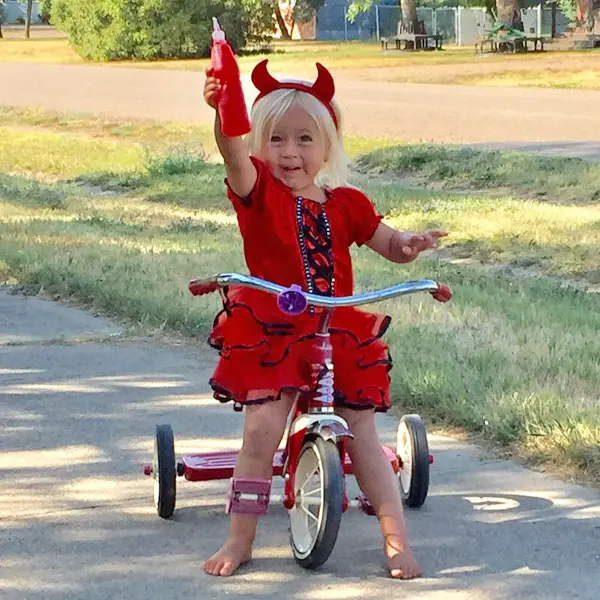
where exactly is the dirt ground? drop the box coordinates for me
[1,25,67,39]
[349,51,600,84]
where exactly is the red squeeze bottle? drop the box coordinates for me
[210,18,251,138]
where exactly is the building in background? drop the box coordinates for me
[4,0,41,24]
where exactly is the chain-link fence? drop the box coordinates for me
[316,2,570,45]
[435,7,458,43]
[376,4,401,39]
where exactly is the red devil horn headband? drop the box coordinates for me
[251,59,338,129]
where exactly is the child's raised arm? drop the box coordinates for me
[204,71,257,199]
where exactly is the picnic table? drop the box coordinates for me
[474,23,549,54]
[381,20,443,51]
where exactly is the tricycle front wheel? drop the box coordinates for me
[288,436,343,569]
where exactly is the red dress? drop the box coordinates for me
[208,157,392,412]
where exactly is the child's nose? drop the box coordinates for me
[282,141,299,157]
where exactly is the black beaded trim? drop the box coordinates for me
[295,197,335,313]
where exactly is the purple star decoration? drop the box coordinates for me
[277,284,308,316]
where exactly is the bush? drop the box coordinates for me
[39,0,53,24]
[145,146,208,177]
[51,0,271,61]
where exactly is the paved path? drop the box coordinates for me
[1,63,600,158]
[1,290,600,599]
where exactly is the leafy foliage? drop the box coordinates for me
[51,0,273,61]
[347,0,375,22]
[293,0,326,24]
[557,0,577,23]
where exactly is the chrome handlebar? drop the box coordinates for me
[189,273,452,308]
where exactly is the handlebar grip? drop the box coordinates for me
[431,284,452,303]
[189,279,220,296]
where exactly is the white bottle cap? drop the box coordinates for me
[212,17,225,41]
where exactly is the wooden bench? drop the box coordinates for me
[523,36,547,51]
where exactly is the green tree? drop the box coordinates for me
[0,1,5,39]
[274,0,325,39]
[293,0,325,24]
[494,0,523,29]
[348,0,525,32]
[556,0,577,22]
[51,0,271,60]
[13,0,53,37]
[575,0,594,28]
[38,0,52,23]
[348,0,419,33]
[244,0,277,42]
[25,0,33,38]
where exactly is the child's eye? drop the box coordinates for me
[300,135,313,143]
[270,135,282,143]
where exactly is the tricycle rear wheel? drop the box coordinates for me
[289,436,343,569]
[154,424,176,519]
[397,414,430,508]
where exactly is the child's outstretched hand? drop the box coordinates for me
[204,68,222,110]
[397,230,447,263]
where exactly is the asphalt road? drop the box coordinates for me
[2,59,600,599]
[2,62,600,158]
[1,290,600,600]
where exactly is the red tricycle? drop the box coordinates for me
[144,273,452,569]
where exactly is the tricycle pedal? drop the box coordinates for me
[356,494,376,516]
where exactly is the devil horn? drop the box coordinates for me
[251,59,279,94]
[313,63,335,102]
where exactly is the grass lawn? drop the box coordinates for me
[0,38,479,70]
[453,67,600,90]
[3,37,600,90]
[1,109,600,485]
[357,144,600,204]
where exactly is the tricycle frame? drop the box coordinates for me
[145,272,451,567]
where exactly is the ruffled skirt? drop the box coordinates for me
[208,287,393,412]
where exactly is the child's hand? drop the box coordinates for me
[397,230,448,262]
[204,68,222,110]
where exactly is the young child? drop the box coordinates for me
[202,59,446,579]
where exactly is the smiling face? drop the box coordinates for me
[247,86,349,191]
[259,104,328,195]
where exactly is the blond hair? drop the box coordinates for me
[246,83,351,189]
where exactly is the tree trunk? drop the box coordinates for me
[576,0,594,30]
[274,3,292,40]
[496,0,523,30]
[25,0,33,39]
[400,0,418,33]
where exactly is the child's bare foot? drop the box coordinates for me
[203,538,252,577]
[385,535,423,580]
